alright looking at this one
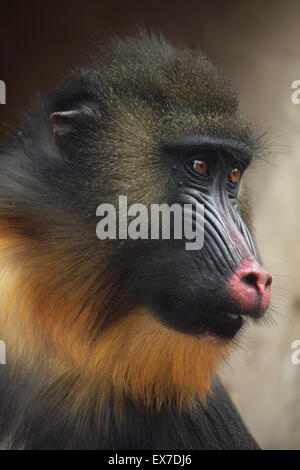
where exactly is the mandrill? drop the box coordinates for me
[0,32,272,449]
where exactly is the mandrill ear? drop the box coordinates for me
[50,103,98,157]
[50,110,81,148]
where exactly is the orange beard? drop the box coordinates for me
[0,222,230,418]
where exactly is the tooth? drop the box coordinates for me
[227,313,239,320]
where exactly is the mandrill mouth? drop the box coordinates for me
[143,258,272,342]
[194,311,244,340]
[227,313,240,320]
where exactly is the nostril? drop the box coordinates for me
[243,273,258,287]
[265,275,272,287]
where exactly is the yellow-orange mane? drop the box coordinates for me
[0,217,230,416]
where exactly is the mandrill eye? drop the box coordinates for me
[229,168,241,184]
[193,160,208,176]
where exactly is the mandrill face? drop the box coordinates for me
[132,137,272,340]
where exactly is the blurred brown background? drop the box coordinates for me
[1,0,300,449]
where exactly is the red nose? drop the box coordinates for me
[228,259,272,315]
